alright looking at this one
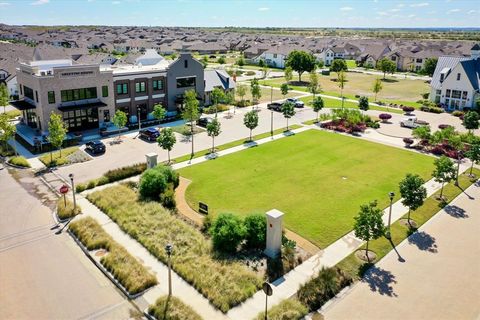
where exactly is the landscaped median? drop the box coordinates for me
[299,95,403,114]
[56,197,81,221]
[69,216,157,296]
[147,296,202,320]
[7,156,31,168]
[86,184,262,312]
[39,146,88,167]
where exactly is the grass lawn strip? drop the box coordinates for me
[87,184,262,312]
[69,216,157,295]
[148,296,203,320]
[179,129,434,248]
[254,299,308,320]
[39,146,79,167]
[337,168,480,280]
[8,156,31,168]
[171,124,302,164]
[299,95,404,114]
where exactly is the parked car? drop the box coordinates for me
[286,98,305,108]
[400,117,429,129]
[267,102,283,112]
[85,140,106,154]
[197,117,214,127]
[140,128,160,141]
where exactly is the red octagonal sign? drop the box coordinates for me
[59,184,69,194]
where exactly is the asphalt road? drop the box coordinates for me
[0,167,136,320]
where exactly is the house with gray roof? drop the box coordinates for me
[430,44,480,111]
[204,69,236,106]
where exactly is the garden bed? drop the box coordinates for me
[69,217,157,296]
[39,147,84,167]
[56,197,81,221]
[147,296,202,320]
[86,184,262,312]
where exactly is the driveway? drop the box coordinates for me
[322,182,480,320]
[0,168,135,319]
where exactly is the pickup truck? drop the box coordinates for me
[267,102,283,112]
[286,98,305,108]
[400,117,429,129]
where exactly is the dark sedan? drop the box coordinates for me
[85,140,106,155]
[140,128,160,141]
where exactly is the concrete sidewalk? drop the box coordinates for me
[322,182,480,320]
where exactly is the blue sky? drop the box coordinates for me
[0,0,479,28]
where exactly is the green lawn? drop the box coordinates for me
[346,60,357,69]
[235,85,301,104]
[179,130,435,248]
[299,96,403,114]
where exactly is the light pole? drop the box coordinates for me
[137,106,141,132]
[165,243,173,296]
[455,151,462,186]
[270,86,274,139]
[69,173,76,210]
[386,191,394,239]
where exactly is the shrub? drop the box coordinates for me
[403,138,414,147]
[255,299,308,320]
[420,106,443,113]
[87,179,97,189]
[8,156,30,168]
[148,296,202,320]
[378,113,392,122]
[0,144,15,157]
[452,110,464,117]
[402,106,415,113]
[203,104,230,114]
[76,183,87,193]
[245,70,256,76]
[56,197,81,220]
[210,213,246,253]
[139,168,168,199]
[438,124,452,130]
[104,162,147,182]
[297,267,352,312]
[160,185,176,209]
[244,213,266,249]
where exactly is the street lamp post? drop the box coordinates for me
[386,191,394,239]
[69,173,76,210]
[165,243,173,296]
[137,106,141,132]
[270,86,274,139]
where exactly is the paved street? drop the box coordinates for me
[322,181,480,320]
[0,168,135,320]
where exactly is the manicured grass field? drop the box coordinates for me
[299,95,403,114]
[235,84,302,104]
[179,129,435,248]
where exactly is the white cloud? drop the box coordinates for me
[397,3,405,7]
[340,6,354,11]
[447,8,460,14]
[410,2,429,7]
[408,14,416,18]
[258,7,269,11]
[377,11,389,16]
[0,1,10,5]
[467,9,477,14]
[112,0,121,4]
[31,0,49,5]
[389,8,401,12]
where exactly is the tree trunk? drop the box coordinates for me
[366,240,370,262]
[298,72,302,83]
[250,129,252,142]
[167,150,170,164]
[212,136,215,153]
[317,111,319,124]
[190,121,194,158]
[470,161,474,176]
[383,71,386,80]
[439,182,444,199]
[286,118,289,131]
[59,147,62,158]
[375,92,377,102]
[407,209,411,224]
[50,151,53,162]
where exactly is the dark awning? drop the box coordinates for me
[10,100,36,110]
[58,100,107,112]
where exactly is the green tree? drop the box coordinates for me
[261,66,269,79]
[152,103,166,122]
[329,59,348,73]
[210,213,246,253]
[316,59,325,68]
[250,78,262,109]
[466,140,480,176]
[281,101,295,131]
[280,83,289,98]
[210,87,225,117]
[182,90,200,158]
[284,66,293,83]
[217,55,226,64]
[0,113,16,154]
[47,112,67,160]
[422,57,438,76]
[432,156,456,200]
[312,96,324,123]
[353,200,385,262]
[236,54,245,66]
[448,135,464,186]
[285,50,316,82]
[337,71,347,108]
[206,117,221,153]
[462,111,479,134]
[112,110,127,140]
[258,58,266,68]
[372,78,383,102]
[412,125,431,142]
[157,128,176,164]
[244,213,266,249]
[201,55,208,68]
[377,58,396,79]
[399,174,427,225]
[358,96,369,112]
[0,83,9,113]
[243,110,259,141]
[236,84,247,108]
[308,71,320,97]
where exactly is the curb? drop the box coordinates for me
[143,308,156,320]
[67,229,151,300]
[5,160,31,170]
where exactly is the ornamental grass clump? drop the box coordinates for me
[148,296,202,320]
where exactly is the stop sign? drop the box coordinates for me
[59,184,69,194]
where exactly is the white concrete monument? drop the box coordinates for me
[145,152,158,169]
[265,209,284,258]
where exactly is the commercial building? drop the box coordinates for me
[13,52,233,142]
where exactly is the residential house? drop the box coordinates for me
[204,69,236,105]
[252,46,298,69]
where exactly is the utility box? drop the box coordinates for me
[146,153,158,169]
[265,209,284,258]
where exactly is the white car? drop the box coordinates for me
[400,117,429,129]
